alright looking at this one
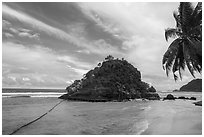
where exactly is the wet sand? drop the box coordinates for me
[3,98,149,135]
[2,96,202,135]
[142,100,202,135]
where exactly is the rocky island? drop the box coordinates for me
[59,55,160,102]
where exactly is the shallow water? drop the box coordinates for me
[2,97,151,135]
[158,91,202,100]
[2,92,202,135]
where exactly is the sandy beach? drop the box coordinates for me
[142,100,202,135]
[2,93,202,135]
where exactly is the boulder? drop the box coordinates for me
[58,94,70,99]
[142,92,160,100]
[193,101,202,106]
[189,97,197,100]
[163,94,175,100]
[178,96,189,99]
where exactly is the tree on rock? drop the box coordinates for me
[59,56,160,101]
[105,55,114,61]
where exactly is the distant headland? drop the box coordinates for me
[173,79,202,92]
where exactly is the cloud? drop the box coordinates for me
[2,42,94,88]
[22,77,30,81]
[77,2,201,91]
[66,65,89,75]
[18,28,32,32]
[76,50,91,54]
[2,19,12,29]
[66,22,86,37]
[57,56,93,69]
[78,3,126,40]
[18,32,40,40]
[122,35,146,50]
[2,4,122,56]
[78,3,169,63]
[4,32,14,38]
[2,19,40,40]
[90,39,123,56]
[78,3,177,74]
[9,27,19,34]
[2,4,80,45]
[8,76,16,81]
[78,3,168,38]
[3,2,200,90]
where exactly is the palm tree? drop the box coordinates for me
[162,2,202,80]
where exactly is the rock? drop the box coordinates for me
[189,97,196,100]
[180,79,202,92]
[176,96,196,100]
[163,94,175,100]
[59,56,160,101]
[58,94,70,99]
[193,101,202,106]
[178,96,189,99]
[141,92,160,100]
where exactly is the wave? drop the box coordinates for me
[140,106,152,111]
[2,92,66,98]
[131,120,149,135]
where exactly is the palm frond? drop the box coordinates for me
[163,2,202,81]
[165,28,179,41]
[183,40,202,77]
[162,39,181,76]
[162,38,180,65]
[186,40,202,72]
[194,11,202,27]
[192,2,202,17]
[187,37,202,57]
[172,43,185,80]
[173,11,181,28]
[188,25,202,41]
[183,52,195,78]
[172,57,179,81]
[165,53,176,76]
[173,74,179,81]
[190,3,202,32]
[179,2,194,33]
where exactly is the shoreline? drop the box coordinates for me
[2,92,202,135]
[141,100,202,135]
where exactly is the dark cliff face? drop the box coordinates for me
[59,56,160,101]
[180,79,202,92]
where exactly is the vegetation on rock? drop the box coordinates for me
[59,56,160,101]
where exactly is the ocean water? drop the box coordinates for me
[2,89,202,135]
[158,91,202,100]
[2,88,66,98]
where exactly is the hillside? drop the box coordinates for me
[180,79,202,92]
[59,55,160,101]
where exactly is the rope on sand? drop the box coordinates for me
[10,100,65,135]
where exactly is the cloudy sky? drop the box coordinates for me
[2,2,201,90]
